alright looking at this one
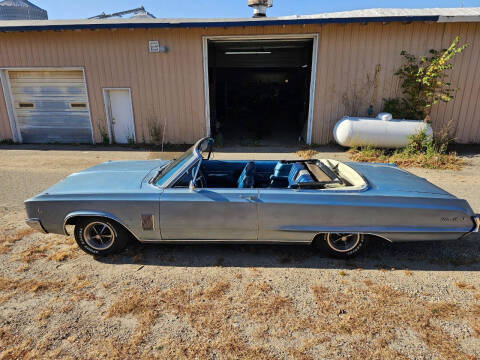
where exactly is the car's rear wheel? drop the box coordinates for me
[74,217,129,256]
[314,233,366,258]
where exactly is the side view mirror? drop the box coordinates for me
[189,180,195,192]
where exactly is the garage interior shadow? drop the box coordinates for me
[208,39,313,146]
[97,234,480,272]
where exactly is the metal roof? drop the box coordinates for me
[0,7,479,32]
[0,0,43,9]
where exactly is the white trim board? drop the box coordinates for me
[202,34,319,145]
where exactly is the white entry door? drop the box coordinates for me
[104,89,135,144]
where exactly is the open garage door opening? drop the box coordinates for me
[207,38,314,146]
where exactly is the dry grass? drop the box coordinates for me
[10,235,79,263]
[103,280,296,358]
[15,265,30,273]
[296,148,318,159]
[310,283,475,359]
[456,282,476,290]
[36,307,53,324]
[0,228,35,254]
[1,273,480,359]
[11,241,53,263]
[349,147,464,170]
[47,246,78,262]
[0,276,64,305]
[0,277,64,294]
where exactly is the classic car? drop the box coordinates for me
[25,137,479,258]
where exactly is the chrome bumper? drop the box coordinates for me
[473,215,480,233]
[25,218,47,234]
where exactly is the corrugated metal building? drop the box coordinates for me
[0,8,480,145]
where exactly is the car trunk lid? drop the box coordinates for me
[346,162,454,197]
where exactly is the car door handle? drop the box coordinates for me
[240,195,257,201]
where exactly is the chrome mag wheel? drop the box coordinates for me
[83,221,116,250]
[326,233,361,253]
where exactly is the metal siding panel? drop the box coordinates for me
[460,23,480,143]
[452,23,477,142]
[1,24,480,144]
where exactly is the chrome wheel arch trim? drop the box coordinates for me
[63,210,141,241]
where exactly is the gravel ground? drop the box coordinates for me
[0,144,479,359]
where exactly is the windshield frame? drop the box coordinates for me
[153,137,213,189]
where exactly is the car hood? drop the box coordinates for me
[346,162,454,198]
[35,160,169,196]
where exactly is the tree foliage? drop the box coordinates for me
[384,36,469,120]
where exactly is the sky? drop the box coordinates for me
[32,0,480,19]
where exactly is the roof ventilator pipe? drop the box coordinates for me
[248,0,273,17]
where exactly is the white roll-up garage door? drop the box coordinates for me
[8,70,93,143]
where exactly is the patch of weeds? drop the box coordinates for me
[103,279,309,358]
[11,241,53,263]
[98,123,110,145]
[310,284,474,359]
[404,269,414,276]
[47,243,79,262]
[456,282,476,291]
[15,265,30,273]
[296,146,318,159]
[37,307,53,324]
[349,129,463,170]
[0,228,35,254]
[338,270,348,276]
[0,277,64,304]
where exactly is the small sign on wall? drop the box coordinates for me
[149,40,168,53]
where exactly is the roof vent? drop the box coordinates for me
[248,0,273,17]
[0,0,47,20]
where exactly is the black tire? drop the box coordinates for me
[314,233,366,259]
[74,217,129,256]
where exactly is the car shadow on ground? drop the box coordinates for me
[96,234,480,272]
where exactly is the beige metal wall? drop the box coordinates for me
[0,21,479,144]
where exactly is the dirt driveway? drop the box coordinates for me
[0,145,479,359]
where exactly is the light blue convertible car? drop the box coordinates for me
[25,137,479,258]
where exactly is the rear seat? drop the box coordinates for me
[269,162,314,188]
[287,163,314,187]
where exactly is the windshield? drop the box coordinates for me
[154,144,195,186]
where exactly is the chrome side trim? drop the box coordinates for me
[25,218,47,234]
[138,239,310,244]
[63,211,141,241]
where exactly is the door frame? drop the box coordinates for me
[0,67,94,144]
[202,34,319,144]
[102,87,136,144]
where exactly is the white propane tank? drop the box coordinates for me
[333,113,433,148]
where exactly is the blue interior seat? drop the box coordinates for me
[287,162,314,187]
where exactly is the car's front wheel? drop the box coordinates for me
[74,217,129,256]
[314,233,366,258]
